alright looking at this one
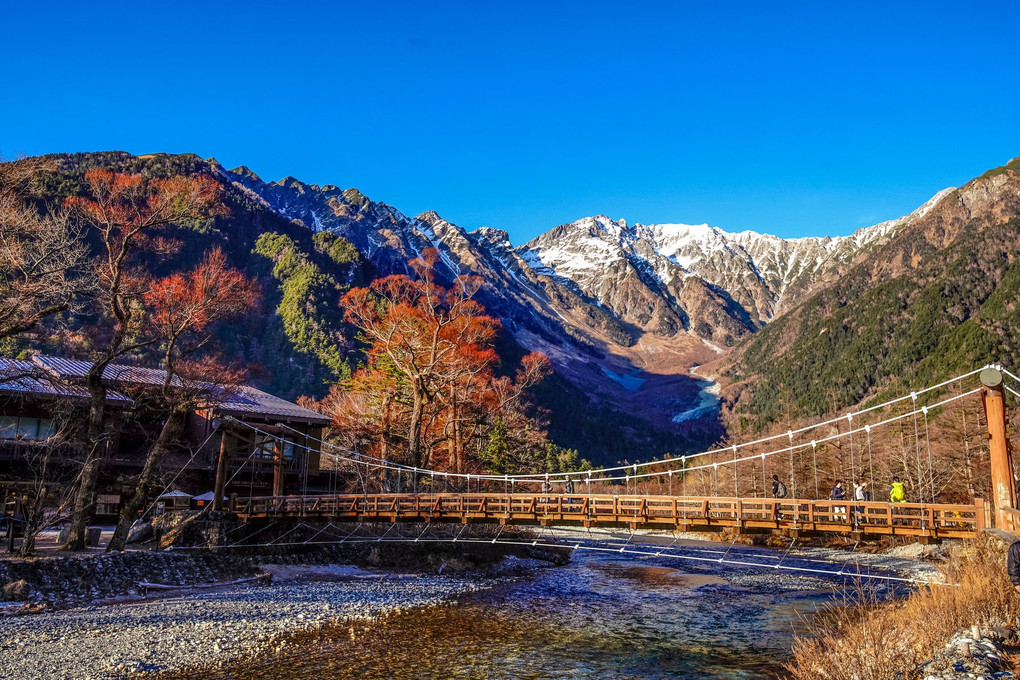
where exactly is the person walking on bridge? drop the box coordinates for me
[889,477,906,503]
[1007,540,1020,594]
[889,476,907,525]
[771,474,787,499]
[771,475,787,520]
[854,480,870,525]
[830,481,847,522]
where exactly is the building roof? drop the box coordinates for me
[212,385,330,425]
[25,354,329,425]
[0,358,132,404]
[32,355,185,388]
[157,489,192,499]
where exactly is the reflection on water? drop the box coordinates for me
[198,552,830,680]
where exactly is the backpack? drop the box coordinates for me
[776,482,788,498]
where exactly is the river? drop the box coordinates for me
[192,548,844,680]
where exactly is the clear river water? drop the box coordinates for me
[195,548,847,680]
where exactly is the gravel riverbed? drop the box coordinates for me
[0,564,501,680]
[0,537,947,680]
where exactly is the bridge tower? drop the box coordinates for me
[980,367,1015,528]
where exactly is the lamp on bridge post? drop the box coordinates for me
[980,367,1015,529]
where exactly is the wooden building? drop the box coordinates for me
[0,355,330,520]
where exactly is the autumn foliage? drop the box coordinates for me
[327,250,550,479]
[61,168,230,550]
[144,247,259,374]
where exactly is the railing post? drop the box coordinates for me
[980,367,1015,529]
[975,497,985,530]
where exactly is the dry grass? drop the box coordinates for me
[784,535,1020,680]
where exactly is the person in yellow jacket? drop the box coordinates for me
[889,476,907,526]
[890,477,906,503]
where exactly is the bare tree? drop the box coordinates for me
[15,405,82,556]
[62,168,226,550]
[0,157,92,341]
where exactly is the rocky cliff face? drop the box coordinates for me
[222,160,957,363]
[214,158,984,428]
[22,150,1020,459]
[517,189,955,347]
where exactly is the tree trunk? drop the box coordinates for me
[107,409,184,552]
[18,486,48,557]
[450,384,463,475]
[63,383,108,550]
[407,387,425,469]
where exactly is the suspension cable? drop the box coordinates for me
[237,365,992,483]
[223,385,982,487]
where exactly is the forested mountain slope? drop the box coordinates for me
[720,157,1020,431]
[11,150,1018,461]
[8,152,705,462]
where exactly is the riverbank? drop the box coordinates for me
[784,533,1020,680]
[0,526,971,680]
[0,562,517,679]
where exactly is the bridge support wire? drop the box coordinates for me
[175,530,950,587]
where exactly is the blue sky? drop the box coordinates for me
[4,1,1018,243]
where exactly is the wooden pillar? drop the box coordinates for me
[212,432,231,511]
[980,367,1014,529]
[273,438,285,497]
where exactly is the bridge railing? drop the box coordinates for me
[230,493,983,537]
[1001,506,1020,536]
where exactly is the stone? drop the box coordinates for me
[1,579,34,601]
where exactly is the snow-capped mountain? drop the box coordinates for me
[217,160,956,366]
[518,188,956,343]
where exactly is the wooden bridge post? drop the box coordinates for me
[273,437,285,497]
[980,367,1015,529]
[212,431,231,512]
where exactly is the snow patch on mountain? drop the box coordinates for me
[600,367,646,392]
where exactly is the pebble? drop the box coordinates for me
[921,628,1016,680]
[0,570,500,679]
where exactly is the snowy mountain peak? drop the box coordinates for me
[221,157,959,360]
[518,186,955,333]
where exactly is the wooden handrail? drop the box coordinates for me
[228,492,981,537]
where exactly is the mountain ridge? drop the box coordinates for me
[14,149,1020,461]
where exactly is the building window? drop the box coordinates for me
[0,416,17,439]
[0,416,55,440]
[252,433,292,460]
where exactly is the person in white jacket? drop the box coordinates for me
[853,480,870,524]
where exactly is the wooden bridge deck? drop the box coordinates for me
[231,493,986,539]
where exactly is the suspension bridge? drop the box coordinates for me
[205,364,1019,546]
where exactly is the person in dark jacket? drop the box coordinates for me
[1008,540,1020,593]
[771,474,787,499]
[830,481,847,522]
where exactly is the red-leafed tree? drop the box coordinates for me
[106,248,259,551]
[62,169,226,550]
[333,250,551,478]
